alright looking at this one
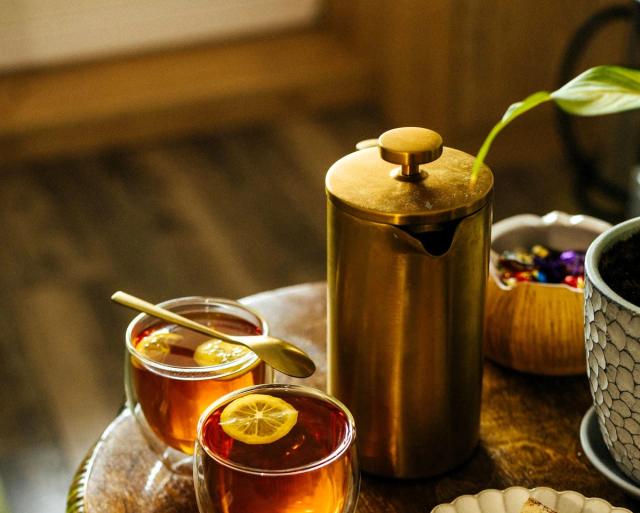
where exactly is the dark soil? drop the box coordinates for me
[599,231,640,307]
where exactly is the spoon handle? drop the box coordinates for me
[111,291,243,345]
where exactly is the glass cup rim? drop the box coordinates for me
[125,296,268,377]
[196,383,357,476]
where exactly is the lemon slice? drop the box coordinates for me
[220,394,298,444]
[136,332,178,362]
[194,338,250,367]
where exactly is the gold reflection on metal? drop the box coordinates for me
[379,126,443,176]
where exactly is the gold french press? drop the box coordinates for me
[326,127,493,478]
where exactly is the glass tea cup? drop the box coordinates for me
[125,296,270,475]
[194,383,360,513]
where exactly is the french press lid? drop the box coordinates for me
[325,127,493,225]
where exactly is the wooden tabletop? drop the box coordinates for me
[67,282,638,513]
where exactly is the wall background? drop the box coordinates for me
[0,0,320,70]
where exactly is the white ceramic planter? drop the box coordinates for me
[584,216,640,483]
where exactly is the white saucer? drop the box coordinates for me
[580,406,640,500]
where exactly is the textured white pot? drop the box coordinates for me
[584,216,640,483]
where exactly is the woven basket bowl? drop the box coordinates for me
[485,211,610,375]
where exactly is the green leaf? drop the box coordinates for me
[470,91,551,185]
[551,65,640,115]
[470,65,640,184]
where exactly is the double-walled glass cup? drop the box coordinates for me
[125,296,270,475]
[194,383,359,513]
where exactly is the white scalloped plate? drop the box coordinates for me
[430,486,632,513]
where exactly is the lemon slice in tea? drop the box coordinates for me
[136,332,179,362]
[194,338,250,367]
[219,394,298,444]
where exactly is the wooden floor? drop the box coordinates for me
[0,105,579,513]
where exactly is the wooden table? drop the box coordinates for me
[66,282,638,513]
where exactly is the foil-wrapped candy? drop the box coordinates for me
[497,245,585,288]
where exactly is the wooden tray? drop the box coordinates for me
[66,282,638,513]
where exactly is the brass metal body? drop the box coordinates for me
[326,127,493,478]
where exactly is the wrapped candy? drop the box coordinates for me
[563,275,585,289]
[560,250,585,276]
[499,250,534,272]
[496,245,585,289]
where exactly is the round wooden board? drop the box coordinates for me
[67,282,638,513]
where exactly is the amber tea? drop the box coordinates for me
[194,384,359,513]
[127,300,267,455]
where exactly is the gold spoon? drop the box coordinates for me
[111,291,316,378]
